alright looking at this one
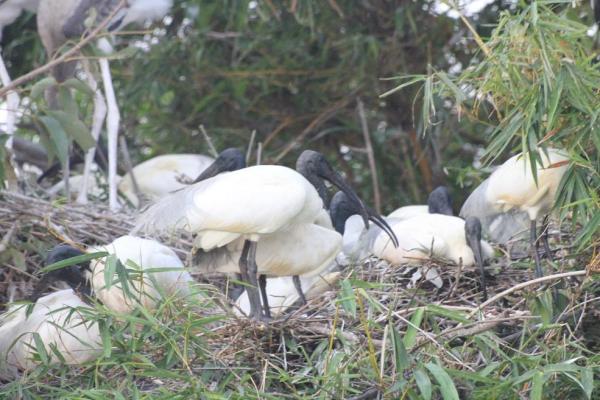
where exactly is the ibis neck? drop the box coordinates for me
[304,173,330,208]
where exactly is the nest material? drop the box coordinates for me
[0,190,596,396]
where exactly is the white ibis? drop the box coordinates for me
[387,186,454,220]
[49,235,196,314]
[47,173,119,199]
[373,214,494,299]
[36,0,173,209]
[0,245,101,378]
[459,148,569,278]
[0,0,39,153]
[135,148,397,320]
[118,153,215,207]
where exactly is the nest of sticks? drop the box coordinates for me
[0,190,597,394]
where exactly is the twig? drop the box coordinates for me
[273,95,353,162]
[256,142,263,166]
[119,136,142,208]
[0,0,127,98]
[246,130,256,164]
[0,222,17,253]
[356,98,381,213]
[468,270,587,318]
[199,125,219,157]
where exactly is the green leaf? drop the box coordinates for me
[339,280,356,317]
[425,362,459,400]
[581,367,593,399]
[61,78,95,97]
[31,332,49,365]
[389,321,410,374]
[41,251,108,273]
[414,368,432,400]
[104,254,118,291]
[99,319,112,358]
[39,115,70,165]
[31,76,57,100]
[530,371,544,400]
[403,307,424,349]
[48,110,95,151]
[57,86,78,116]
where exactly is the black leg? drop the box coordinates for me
[227,273,245,301]
[293,275,307,305]
[259,274,271,319]
[530,219,544,278]
[238,240,262,320]
[541,215,553,261]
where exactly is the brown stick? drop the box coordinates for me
[0,0,127,98]
[119,136,142,207]
[356,98,381,213]
[468,270,587,318]
[273,96,352,163]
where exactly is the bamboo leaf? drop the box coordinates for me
[425,362,459,400]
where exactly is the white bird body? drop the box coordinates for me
[236,271,341,317]
[47,173,120,198]
[460,148,569,243]
[0,289,101,375]
[387,205,428,220]
[373,214,494,267]
[118,153,214,206]
[136,165,324,251]
[88,235,195,314]
[121,0,172,26]
[194,222,342,277]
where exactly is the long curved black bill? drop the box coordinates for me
[366,207,399,248]
[321,169,370,228]
[465,217,487,301]
[193,161,226,184]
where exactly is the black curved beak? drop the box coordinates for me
[465,221,487,301]
[319,167,370,228]
[366,207,399,248]
[319,167,399,248]
[193,161,226,184]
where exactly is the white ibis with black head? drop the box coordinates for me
[47,235,197,314]
[36,0,173,209]
[0,245,101,378]
[118,153,215,207]
[331,190,493,299]
[135,148,397,321]
[387,186,454,220]
[459,148,569,278]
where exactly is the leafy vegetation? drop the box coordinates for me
[1,0,599,399]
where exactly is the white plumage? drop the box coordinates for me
[0,289,101,377]
[135,149,386,320]
[373,214,494,267]
[47,173,119,198]
[87,235,196,314]
[387,205,428,220]
[460,148,568,240]
[136,165,324,249]
[118,153,214,207]
[193,222,342,278]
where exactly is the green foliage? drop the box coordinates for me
[385,1,599,248]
